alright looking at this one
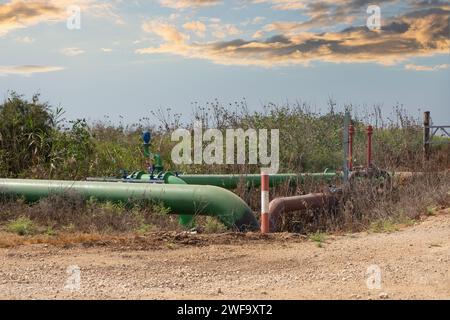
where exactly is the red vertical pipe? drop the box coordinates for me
[366,125,373,168]
[261,171,270,234]
[348,125,355,171]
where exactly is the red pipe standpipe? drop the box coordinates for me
[261,171,270,234]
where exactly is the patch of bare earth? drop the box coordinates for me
[0,209,449,300]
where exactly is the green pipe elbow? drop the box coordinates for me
[0,179,258,231]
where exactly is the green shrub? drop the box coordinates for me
[203,217,227,234]
[7,217,36,235]
[369,219,399,233]
[309,231,326,247]
[0,92,56,177]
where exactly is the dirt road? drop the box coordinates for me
[0,211,449,300]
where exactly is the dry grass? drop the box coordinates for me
[0,172,448,239]
[0,230,308,249]
[277,171,449,234]
[0,231,108,248]
[0,194,182,236]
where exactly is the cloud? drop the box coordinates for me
[145,19,240,40]
[242,16,266,26]
[251,0,362,32]
[405,63,450,71]
[252,30,264,39]
[0,0,63,35]
[251,16,266,24]
[159,0,221,9]
[252,0,307,11]
[142,20,188,44]
[136,7,450,67]
[0,0,120,36]
[14,36,35,43]
[258,21,304,36]
[183,20,206,37]
[0,65,64,75]
[61,47,85,56]
[251,0,450,31]
[209,23,241,39]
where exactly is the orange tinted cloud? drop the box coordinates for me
[159,0,221,9]
[253,0,450,31]
[0,0,118,36]
[252,0,307,11]
[0,65,64,75]
[136,7,450,67]
[0,0,63,35]
[142,20,188,44]
[405,63,450,71]
[61,47,85,56]
[183,20,206,37]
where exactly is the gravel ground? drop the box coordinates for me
[0,210,449,300]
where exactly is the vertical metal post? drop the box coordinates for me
[343,111,350,182]
[366,125,373,168]
[423,111,430,162]
[348,124,355,172]
[261,171,270,234]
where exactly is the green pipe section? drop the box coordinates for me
[163,173,186,185]
[162,173,195,227]
[0,179,258,231]
[143,144,151,159]
[138,173,339,189]
[179,174,299,189]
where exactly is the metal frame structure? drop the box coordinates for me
[426,126,450,145]
[423,111,450,161]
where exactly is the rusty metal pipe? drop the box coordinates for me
[268,192,337,232]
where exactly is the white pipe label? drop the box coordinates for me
[261,191,269,213]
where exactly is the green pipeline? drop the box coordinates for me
[162,173,195,227]
[0,179,258,231]
[138,172,339,189]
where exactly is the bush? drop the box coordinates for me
[7,217,36,235]
[202,216,228,234]
[0,92,56,177]
[0,92,96,179]
[2,93,448,179]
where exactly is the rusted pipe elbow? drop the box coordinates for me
[268,191,339,232]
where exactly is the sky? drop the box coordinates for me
[0,0,449,124]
